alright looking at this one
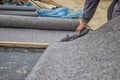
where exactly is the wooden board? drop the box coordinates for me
[29,0,42,9]
[20,0,28,3]
[35,1,57,9]
[41,0,62,7]
[0,41,49,49]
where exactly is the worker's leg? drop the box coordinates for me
[112,0,120,19]
[107,0,118,21]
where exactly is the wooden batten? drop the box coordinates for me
[35,1,57,9]
[0,41,49,49]
[40,0,62,7]
[29,0,42,9]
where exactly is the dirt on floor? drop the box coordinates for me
[53,0,112,30]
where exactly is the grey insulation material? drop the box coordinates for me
[0,5,36,11]
[0,11,38,17]
[0,15,79,31]
[0,28,74,44]
[26,16,120,80]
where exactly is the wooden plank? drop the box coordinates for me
[35,1,57,9]
[12,0,20,4]
[20,0,28,3]
[41,0,62,7]
[2,0,28,4]
[29,0,42,9]
[20,0,28,4]
[0,41,49,49]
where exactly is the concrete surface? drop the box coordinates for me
[0,15,79,31]
[26,16,120,80]
[0,28,74,44]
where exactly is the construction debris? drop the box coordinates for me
[31,0,58,9]
[29,0,59,9]
[20,0,28,3]
[29,0,42,9]
[40,0,62,7]
[1,0,83,18]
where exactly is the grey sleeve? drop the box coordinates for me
[82,0,100,23]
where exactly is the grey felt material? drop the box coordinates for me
[60,28,90,42]
[0,47,44,80]
[0,15,79,31]
[0,11,38,17]
[0,5,36,11]
[0,28,74,44]
[26,16,120,80]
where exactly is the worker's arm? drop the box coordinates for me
[76,0,100,35]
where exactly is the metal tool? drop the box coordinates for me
[60,28,90,42]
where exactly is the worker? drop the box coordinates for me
[76,0,120,35]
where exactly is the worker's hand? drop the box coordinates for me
[76,20,88,35]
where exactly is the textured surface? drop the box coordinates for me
[0,47,44,80]
[0,5,36,11]
[0,28,74,44]
[0,11,38,17]
[26,16,120,80]
[0,15,79,31]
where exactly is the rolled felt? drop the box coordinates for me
[0,5,36,11]
[60,28,90,42]
[0,15,80,31]
[0,10,38,17]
